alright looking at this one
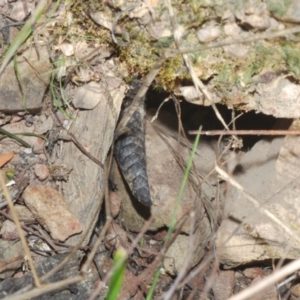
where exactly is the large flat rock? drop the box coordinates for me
[0,46,52,113]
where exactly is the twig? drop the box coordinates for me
[228,258,300,300]
[165,0,236,147]
[161,211,197,299]
[0,209,88,251]
[173,25,300,56]
[4,275,83,300]
[81,216,112,276]
[189,129,300,136]
[112,5,138,47]
[115,54,168,139]
[31,225,60,252]
[5,188,105,299]
[0,170,41,287]
[215,165,300,245]
[60,130,104,169]
[89,215,155,300]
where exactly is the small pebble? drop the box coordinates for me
[243,267,264,279]
[197,25,221,42]
[0,220,27,240]
[34,163,50,181]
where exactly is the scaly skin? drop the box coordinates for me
[114,96,152,207]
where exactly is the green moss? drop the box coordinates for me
[281,43,300,79]
[57,0,300,106]
[214,63,235,86]
[266,0,292,17]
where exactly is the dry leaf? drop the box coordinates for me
[0,152,14,168]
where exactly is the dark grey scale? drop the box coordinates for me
[114,90,152,207]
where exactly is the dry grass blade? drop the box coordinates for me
[228,258,300,300]
[189,129,300,136]
[161,211,197,299]
[165,0,237,147]
[0,170,41,287]
[215,165,300,245]
[174,25,300,56]
[4,276,83,300]
[89,216,155,300]
[4,187,106,300]
[0,0,48,77]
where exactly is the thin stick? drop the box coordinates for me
[161,211,196,299]
[189,129,300,136]
[173,25,300,56]
[215,165,300,245]
[81,216,112,275]
[5,189,106,299]
[228,258,300,300]
[4,276,82,300]
[0,170,41,287]
[89,215,155,300]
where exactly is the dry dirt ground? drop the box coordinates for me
[1,0,300,299]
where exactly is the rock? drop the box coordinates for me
[0,252,103,299]
[0,219,27,240]
[243,14,270,30]
[113,110,215,275]
[212,270,235,300]
[1,120,44,152]
[216,124,300,267]
[250,276,277,300]
[114,109,217,234]
[58,72,125,246]
[224,23,241,37]
[23,185,83,242]
[0,239,23,279]
[72,82,103,109]
[179,86,205,105]
[267,0,300,23]
[59,42,74,56]
[89,10,113,30]
[106,223,129,249]
[10,1,33,21]
[197,24,221,42]
[34,115,54,135]
[247,77,300,118]
[0,46,52,113]
[32,137,45,154]
[34,163,50,181]
[163,219,211,276]
[109,191,121,218]
[243,267,264,279]
[9,205,35,223]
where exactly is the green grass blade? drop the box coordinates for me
[59,77,71,109]
[0,131,48,142]
[165,126,202,241]
[13,56,28,113]
[0,127,31,148]
[0,0,48,76]
[146,126,202,299]
[146,266,161,300]
[50,71,74,119]
[106,248,127,300]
